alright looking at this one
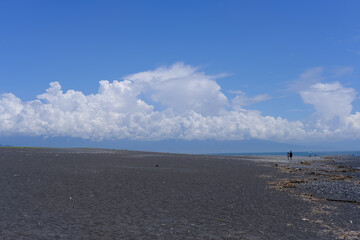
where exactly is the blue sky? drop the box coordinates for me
[1,0,360,152]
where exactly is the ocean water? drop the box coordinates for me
[213,151,360,157]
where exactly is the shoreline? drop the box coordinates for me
[2,146,360,157]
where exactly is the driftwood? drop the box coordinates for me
[325,198,360,205]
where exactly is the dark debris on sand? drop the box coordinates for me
[266,155,360,240]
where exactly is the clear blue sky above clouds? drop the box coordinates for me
[1,0,360,151]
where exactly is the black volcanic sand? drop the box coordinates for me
[0,148,359,239]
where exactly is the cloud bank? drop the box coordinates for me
[0,63,359,142]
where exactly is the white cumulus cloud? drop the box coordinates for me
[124,63,228,115]
[0,63,359,142]
[300,82,356,122]
[293,68,360,140]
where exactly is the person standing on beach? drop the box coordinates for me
[287,152,289,160]
[289,151,293,160]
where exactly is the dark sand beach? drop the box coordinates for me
[0,148,359,239]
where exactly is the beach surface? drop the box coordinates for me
[0,148,359,239]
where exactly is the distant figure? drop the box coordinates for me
[287,152,290,160]
[289,151,293,160]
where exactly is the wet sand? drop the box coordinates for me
[0,148,359,239]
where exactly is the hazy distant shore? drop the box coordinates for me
[0,147,359,239]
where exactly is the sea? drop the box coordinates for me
[213,151,360,157]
